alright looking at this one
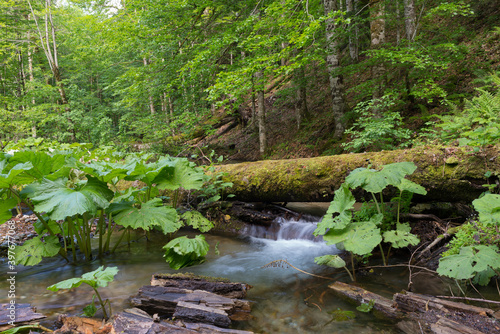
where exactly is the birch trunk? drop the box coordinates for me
[323,0,346,138]
[403,0,417,41]
[255,71,267,155]
[346,0,359,61]
[370,0,386,111]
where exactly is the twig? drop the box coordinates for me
[435,295,500,305]
[363,264,437,274]
[262,259,333,280]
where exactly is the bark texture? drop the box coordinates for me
[403,0,417,41]
[323,0,346,138]
[216,146,500,203]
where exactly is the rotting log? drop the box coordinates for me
[216,145,500,203]
[0,303,46,331]
[151,273,251,299]
[328,281,402,320]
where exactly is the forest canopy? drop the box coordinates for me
[1,0,499,158]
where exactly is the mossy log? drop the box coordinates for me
[216,146,500,203]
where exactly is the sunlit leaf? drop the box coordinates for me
[163,235,210,270]
[15,235,61,266]
[383,223,420,248]
[181,210,214,232]
[314,254,346,268]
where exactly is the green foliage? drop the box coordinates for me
[343,96,412,153]
[356,299,375,313]
[315,162,424,274]
[0,143,218,268]
[47,266,119,318]
[438,193,500,285]
[328,308,355,321]
[163,235,210,270]
[436,74,500,149]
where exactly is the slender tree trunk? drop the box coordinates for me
[255,71,266,155]
[294,66,309,130]
[403,0,417,41]
[27,28,36,137]
[143,57,155,115]
[346,0,359,61]
[323,0,346,138]
[370,0,386,113]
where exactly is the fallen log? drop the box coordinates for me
[328,281,402,320]
[0,303,46,331]
[151,273,252,299]
[216,145,499,203]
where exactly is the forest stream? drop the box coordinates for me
[1,204,494,333]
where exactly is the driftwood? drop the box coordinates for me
[328,281,402,319]
[151,273,252,299]
[329,282,500,334]
[216,146,499,203]
[0,303,46,331]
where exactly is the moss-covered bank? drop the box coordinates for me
[216,146,500,203]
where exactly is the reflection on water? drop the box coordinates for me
[0,219,401,333]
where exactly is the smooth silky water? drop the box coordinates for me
[1,212,406,333]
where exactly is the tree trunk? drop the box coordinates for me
[370,0,386,112]
[143,57,155,115]
[294,66,309,130]
[346,0,359,61]
[403,0,417,41]
[255,71,267,155]
[323,0,346,138]
[215,146,500,203]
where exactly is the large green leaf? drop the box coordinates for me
[314,254,346,268]
[0,197,17,223]
[0,162,34,188]
[437,245,500,281]
[324,222,382,255]
[113,198,181,233]
[383,223,420,248]
[9,150,67,181]
[47,266,119,291]
[15,235,61,266]
[154,158,204,191]
[472,194,500,226]
[346,162,417,193]
[396,178,427,195]
[31,177,114,220]
[66,158,129,183]
[163,235,210,270]
[181,211,214,232]
[123,157,174,186]
[315,183,355,236]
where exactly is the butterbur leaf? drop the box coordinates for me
[15,235,61,266]
[0,198,17,223]
[154,158,204,191]
[0,162,34,188]
[314,183,355,236]
[315,254,346,268]
[181,211,214,232]
[346,162,417,193]
[437,245,500,281]
[47,266,119,291]
[383,223,420,248]
[163,235,210,270]
[472,194,500,226]
[83,296,98,317]
[113,198,180,233]
[397,178,427,195]
[9,150,67,181]
[31,177,113,220]
[324,222,382,255]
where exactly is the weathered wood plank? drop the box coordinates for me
[174,301,231,328]
[151,273,252,299]
[329,281,402,319]
[430,317,487,334]
[0,303,45,331]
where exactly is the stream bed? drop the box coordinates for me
[1,214,430,333]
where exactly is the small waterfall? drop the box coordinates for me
[240,216,322,241]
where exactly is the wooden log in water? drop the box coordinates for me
[393,292,495,317]
[131,285,251,320]
[0,303,46,331]
[328,281,403,319]
[112,308,198,334]
[174,301,231,328]
[151,273,252,299]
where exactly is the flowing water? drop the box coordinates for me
[0,213,410,333]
